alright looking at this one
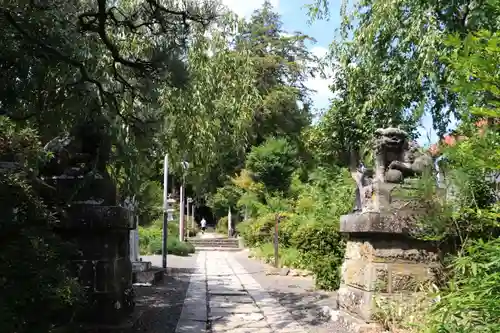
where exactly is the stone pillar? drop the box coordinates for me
[228,207,233,237]
[129,220,139,262]
[46,176,136,326]
[38,119,136,326]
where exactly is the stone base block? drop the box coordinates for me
[328,309,384,333]
[341,259,436,293]
[337,285,375,321]
[132,268,164,285]
[78,288,135,326]
[132,261,151,272]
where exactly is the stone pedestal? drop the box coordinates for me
[45,174,136,326]
[337,200,440,322]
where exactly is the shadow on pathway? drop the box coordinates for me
[233,251,339,331]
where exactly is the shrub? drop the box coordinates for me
[422,237,500,333]
[0,172,83,333]
[187,225,199,237]
[0,119,83,332]
[292,220,345,290]
[216,216,229,235]
[280,247,307,269]
[139,222,195,256]
[239,213,285,247]
[236,166,353,291]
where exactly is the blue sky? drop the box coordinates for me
[222,0,453,145]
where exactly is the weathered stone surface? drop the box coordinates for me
[344,239,439,263]
[337,285,374,321]
[59,205,135,230]
[210,304,261,316]
[39,121,135,326]
[342,260,436,293]
[132,261,151,272]
[341,261,386,292]
[340,210,424,235]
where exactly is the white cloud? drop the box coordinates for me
[305,46,334,114]
[221,0,279,18]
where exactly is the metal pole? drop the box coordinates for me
[274,214,280,268]
[186,199,190,237]
[162,154,169,269]
[179,182,185,242]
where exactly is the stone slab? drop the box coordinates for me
[340,211,417,235]
[225,254,306,333]
[175,320,206,333]
[210,295,255,307]
[344,239,439,263]
[175,252,207,333]
[209,303,261,317]
[211,317,272,333]
[132,268,164,285]
[195,247,242,252]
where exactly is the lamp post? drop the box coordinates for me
[162,154,169,269]
[179,160,189,242]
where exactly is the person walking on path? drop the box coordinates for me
[200,217,207,234]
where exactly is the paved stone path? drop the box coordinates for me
[175,251,309,333]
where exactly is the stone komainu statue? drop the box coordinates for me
[40,118,111,178]
[353,128,433,213]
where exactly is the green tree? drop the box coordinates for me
[245,138,298,193]
[192,3,318,202]
[237,1,314,146]
[305,0,500,167]
[446,30,500,120]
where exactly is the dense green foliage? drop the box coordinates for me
[0,119,82,332]
[301,2,500,330]
[245,138,298,193]
[2,0,500,331]
[235,168,353,290]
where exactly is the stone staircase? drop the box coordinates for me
[188,236,242,251]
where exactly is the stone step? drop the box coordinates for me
[187,238,240,249]
[132,268,164,285]
[195,247,243,252]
